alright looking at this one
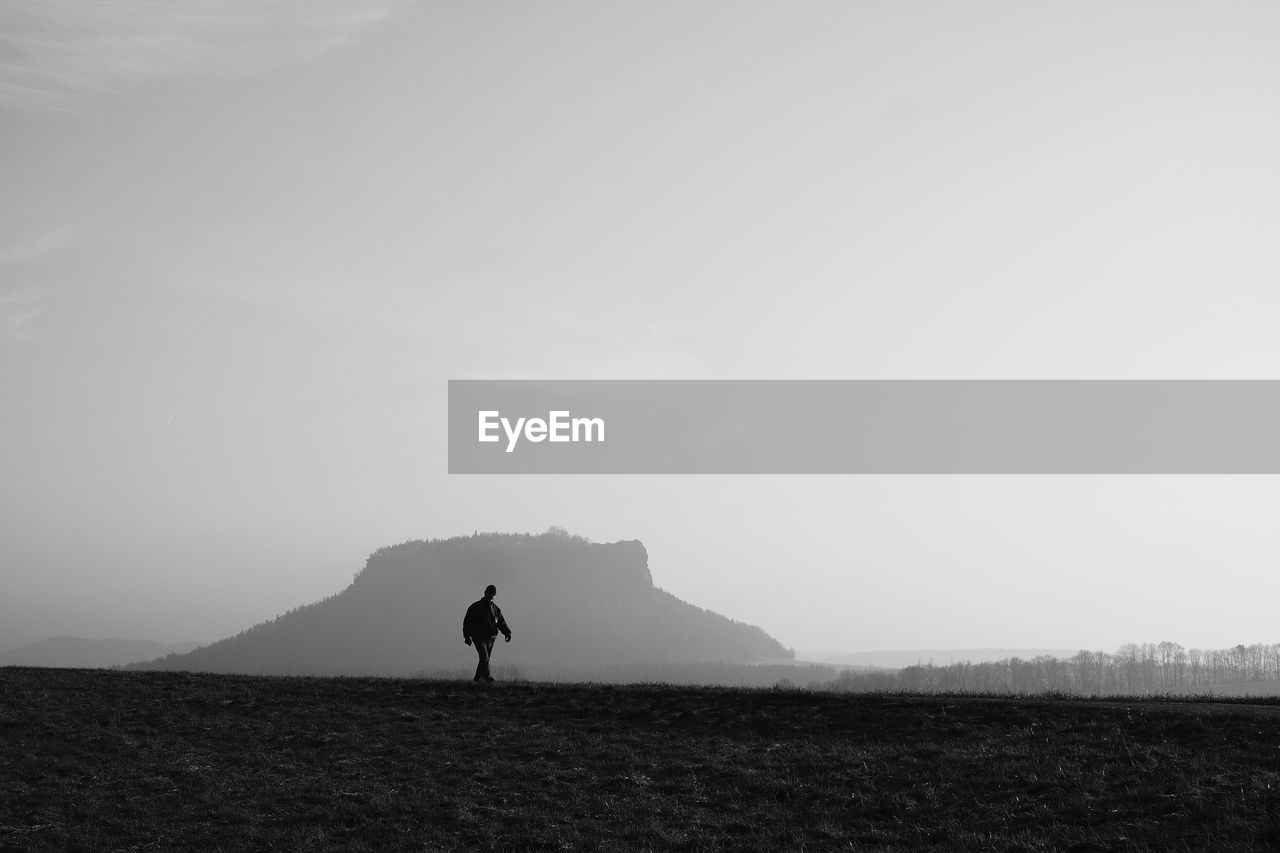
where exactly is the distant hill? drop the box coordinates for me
[0,637,201,668]
[132,530,791,676]
[800,648,1079,669]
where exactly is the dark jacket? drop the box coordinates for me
[463,597,511,642]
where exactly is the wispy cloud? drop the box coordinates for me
[0,0,418,110]
[186,274,711,379]
[0,291,44,343]
[0,225,73,342]
[0,225,76,264]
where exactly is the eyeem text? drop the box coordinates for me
[478,410,605,453]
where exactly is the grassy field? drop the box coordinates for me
[4,669,1280,851]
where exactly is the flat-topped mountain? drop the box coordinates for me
[134,530,790,676]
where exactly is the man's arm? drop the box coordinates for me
[495,605,512,641]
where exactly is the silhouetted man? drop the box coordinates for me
[463,584,512,683]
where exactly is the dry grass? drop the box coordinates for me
[4,668,1280,850]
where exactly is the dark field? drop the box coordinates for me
[4,669,1280,851]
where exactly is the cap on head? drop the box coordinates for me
[484,584,497,597]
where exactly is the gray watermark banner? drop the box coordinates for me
[448,380,1280,474]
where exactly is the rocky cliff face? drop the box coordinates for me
[136,531,789,676]
[351,533,653,597]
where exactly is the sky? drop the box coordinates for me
[3,1,1280,656]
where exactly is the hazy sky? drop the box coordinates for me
[4,1,1280,656]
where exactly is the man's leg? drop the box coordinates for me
[480,637,496,682]
[483,635,499,681]
[473,638,492,682]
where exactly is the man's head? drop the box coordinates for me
[484,584,497,599]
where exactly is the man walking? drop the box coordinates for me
[463,584,512,683]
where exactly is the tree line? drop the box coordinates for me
[829,641,1280,695]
